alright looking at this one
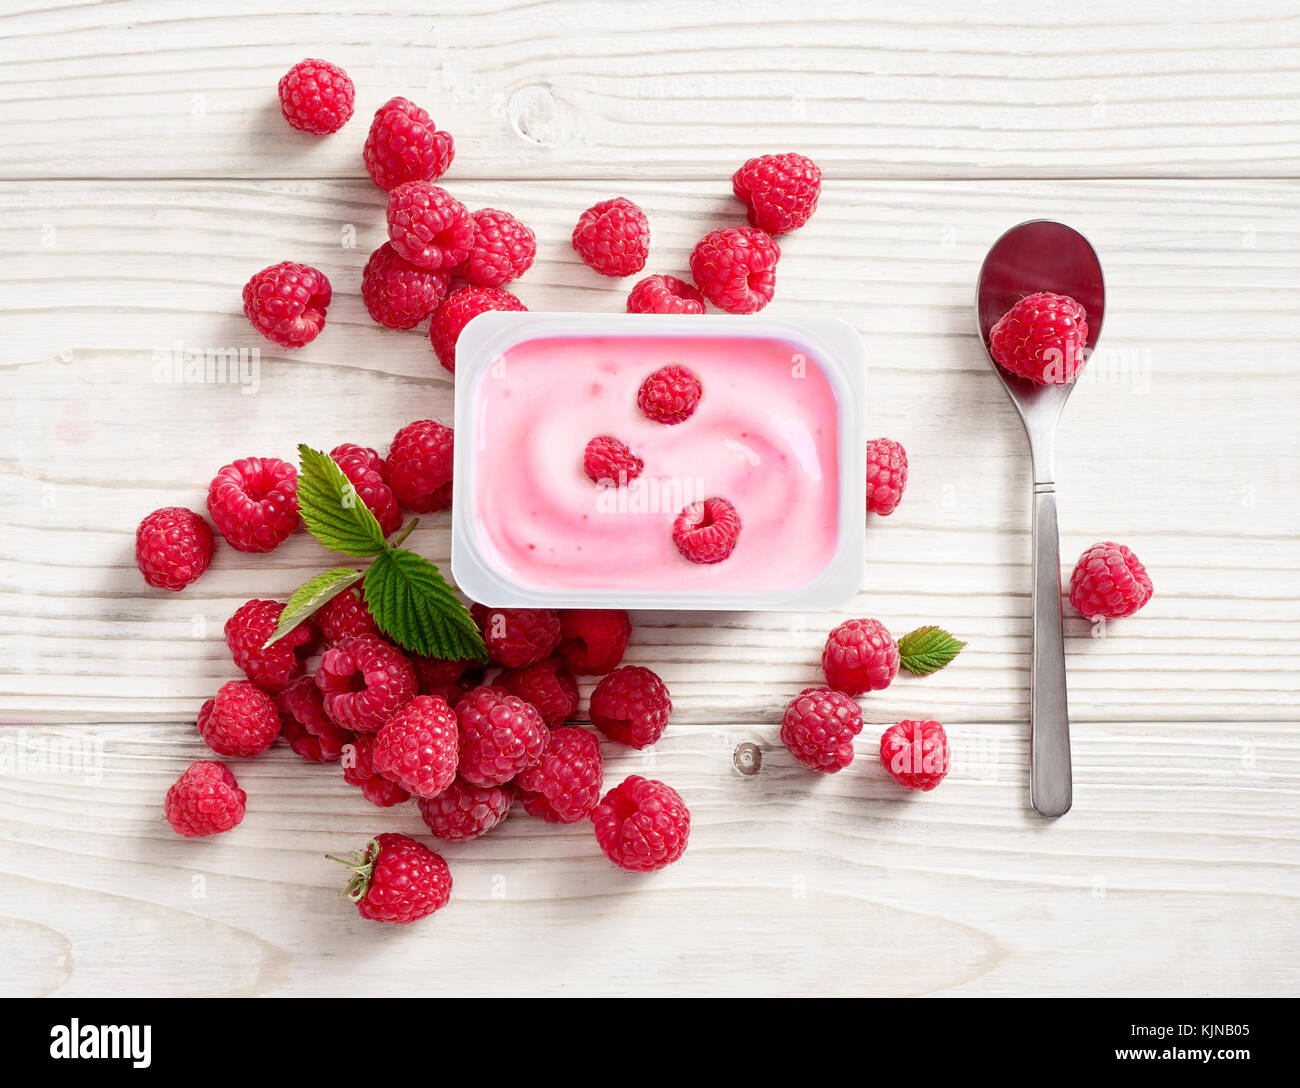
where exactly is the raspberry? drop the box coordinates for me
[315,635,417,735]
[429,285,527,373]
[515,726,603,824]
[242,261,331,349]
[880,719,951,791]
[571,197,650,277]
[384,418,455,512]
[638,364,702,425]
[472,606,562,669]
[588,666,671,749]
[780,687,863,773]
[497,657,579,728]
[583,435,644,485]
[689,227,779,314]
[315,586,380,643]
[197,680,280,758]
[206,456,300,553]
[731,152,822,235]
[590,776,690,872]
[330,833,451,924]
[225,598,319,693]
[865,437,908,517]
[362,96,454,191]
[411,655,486,705]
[454,685,548,787]
[165,761,246,838]
[330,442,402,537]
[672,497,741,565]
[989,292,1089,385]
[361,242,450,330]
[386,181,473,272]
[626,274,705,315]
[341,735,411,807]
[1068,541,1153,620]
[822,618,899,695]
[277,58,354,135]
[462,208,536,287]
[135,507,214,591]
[372,695,460,799]
[558,609,631,675]
[418,777,514,842]
[275,676,351,762]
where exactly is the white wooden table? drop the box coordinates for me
[1,0,1297,997]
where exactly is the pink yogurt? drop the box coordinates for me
[471,333,841,593]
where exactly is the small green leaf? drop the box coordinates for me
[363,548,487,662]
[296,444,388,557]
[898,625,967,676]
[262,566,364,649]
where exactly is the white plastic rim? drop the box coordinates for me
[451,311,867,611]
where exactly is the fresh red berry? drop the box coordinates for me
[361,242,450,330]
[731,152,822,235]
[277,58,354,135]
[242,261,331,348]
[315,585,380,643]
[1068,541,1153,620]
[341,735,411,807]
[822,618,899,695]
[689,227,779,314]
[362,96,454,191]
[590,776,690,872]
[330,442,402,537]
[462,208,536,287]
[276,676,352,762]
[781,687,863,773]
[865,437,908,517]
[428,285,526,373]
[516,726,604,824]
[386,181,473,272]
[989,292,1089,385]
[372,695,459,799]
[497,657,578,728]
[589,666,671,749]
[165,761,246,838]
[454,685,548,787]
[315,635,417,735]
[558,610,631,675]
[472,606,562,669]
[330,833,451,924]
[672,497,741,565]
[880,719,951,791]
[135,507,214,591]
[583,435,643,485]
[225,598,319,693]
[411,655,486,705]
[384,418,455,512]
[626,274,704,315]
[418,778,514,842]
[197,679,280,757]
[638,364,702,425]
[206,456,300,553]
[571,197,650,277]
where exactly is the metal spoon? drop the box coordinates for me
[975,220,1105,818]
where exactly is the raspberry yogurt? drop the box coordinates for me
[453,314,866,610]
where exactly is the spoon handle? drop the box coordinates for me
[1029,486,1072,817]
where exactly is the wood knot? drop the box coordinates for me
[733,741,762,776]
[506,85,564,146]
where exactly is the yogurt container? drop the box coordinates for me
[452,312,866,610]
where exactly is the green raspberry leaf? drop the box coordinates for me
[898,625,967,676]
[296,444,388,557]
[363,548,487,662]
[262,566,364,649]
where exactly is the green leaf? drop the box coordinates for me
[262,566,364,649]
[296,444,388,557]
[363,548,487,662]
[898,625,967,676]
